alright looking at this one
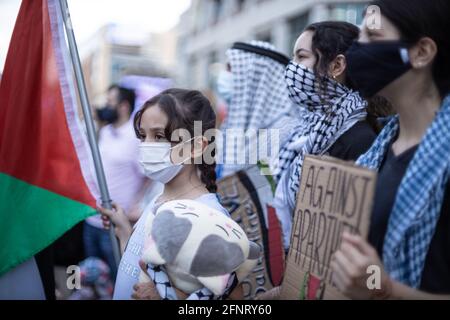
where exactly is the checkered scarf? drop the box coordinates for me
[274,62,367,211]
[222,40,293,130]
[356,95,450,288]
[221,41,295,176]
[148,264,238,300]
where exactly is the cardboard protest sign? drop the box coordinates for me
[280,155,377,300]
[217,165,285,300]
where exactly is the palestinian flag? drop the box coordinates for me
[0,0,99,276]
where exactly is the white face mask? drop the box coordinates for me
[217,70,233,105]
[138,140,192,184]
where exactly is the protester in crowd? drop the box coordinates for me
[85,85,153,279]
[217,41,299,178]
[331,0,450,299]
[99,89,241,300]
[273,21,380,250]
[67,257,114,300]
[53,222,85,299]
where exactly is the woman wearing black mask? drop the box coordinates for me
[331,0,450,299]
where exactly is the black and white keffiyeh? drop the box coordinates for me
[147,264,238,300]
[274,62,368,213]
[222,40,294,130]
[221,41,297,176]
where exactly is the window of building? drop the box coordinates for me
[236,0,246,13]
[288,13,309,54]
[329,3,368,26]
[207,51,219,89]
[211,0,224,25]
[255,30,272,43]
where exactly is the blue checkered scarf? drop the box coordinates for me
[356,95,450,288]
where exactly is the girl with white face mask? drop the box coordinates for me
[99,89,242,300]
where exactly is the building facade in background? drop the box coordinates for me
[80,24,176,106]
[176,0,368,90]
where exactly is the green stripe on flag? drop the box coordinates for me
[0,173,96,276]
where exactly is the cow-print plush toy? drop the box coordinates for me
[139,199,260,296]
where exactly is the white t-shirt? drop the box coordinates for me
[113,193,229,300]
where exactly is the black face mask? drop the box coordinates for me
[346,41,413,98]
[96,105,118,124]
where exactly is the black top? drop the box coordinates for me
[328,120,377,161]
[35,245,56,300]
[369,143,450,294]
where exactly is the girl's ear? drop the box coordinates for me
[191,136,208,159]
[328,54,347,82]
[409,37,437,69]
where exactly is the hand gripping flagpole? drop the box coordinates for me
[58,0,121,271]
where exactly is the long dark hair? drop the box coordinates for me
[304,21,359,89]
[303,21,393,132]
[371,0,450,98]
[134,89,218,193]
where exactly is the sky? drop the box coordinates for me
[0,0,191,71]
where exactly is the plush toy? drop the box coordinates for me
[139,199,261,296]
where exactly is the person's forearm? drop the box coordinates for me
[127,206,142,224]
[118,228,132,255]
[128,179,153,223]
[388,280,450,300]
[227,284,244,300]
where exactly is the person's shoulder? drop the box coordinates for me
[330,120,377,161]
[198,193,230,217]
[139,191,163,219]
[114,121,140,147]
[119,121,137,136]
[98,124,112,137]
[347,120,377,140]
